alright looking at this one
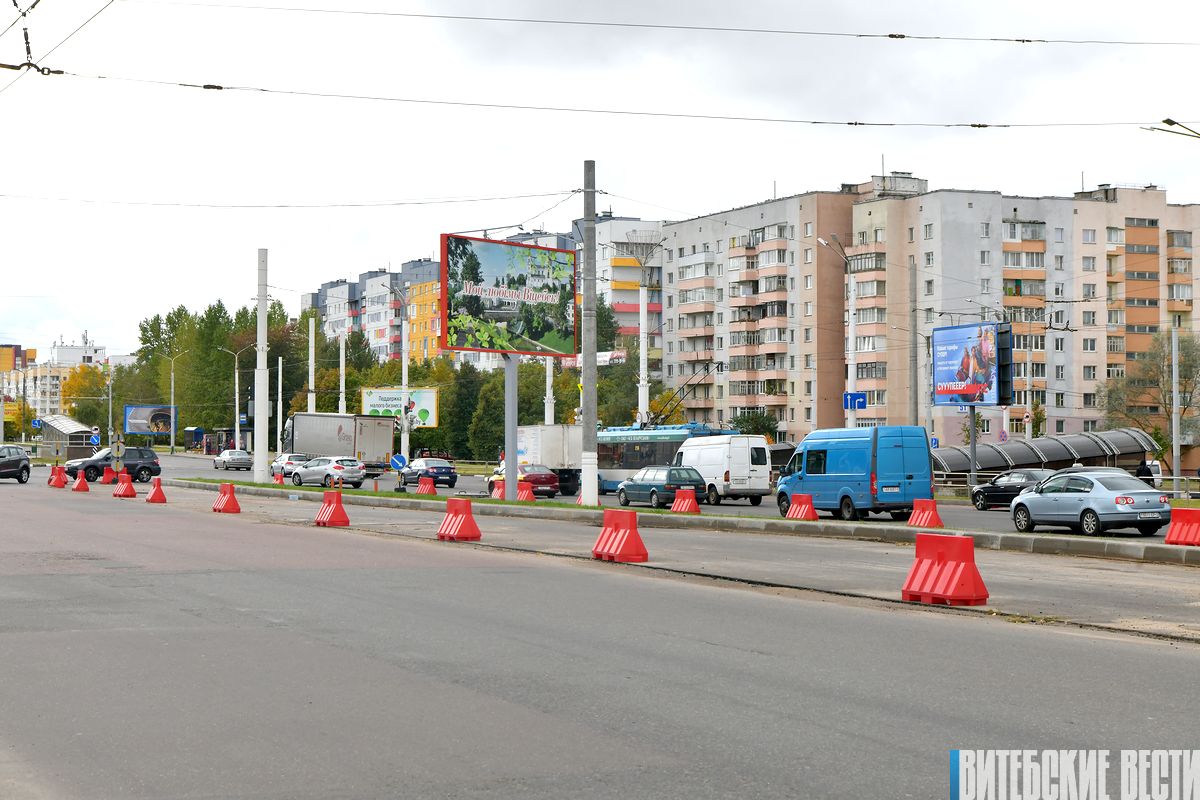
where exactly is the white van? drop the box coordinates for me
[672,435,772,505]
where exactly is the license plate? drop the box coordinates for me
[1138,512,1161,519]
[881,486,900,493]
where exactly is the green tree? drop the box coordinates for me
[596,299,618,352]
[447,360,483,457]
[730,411,779,440]
[468,373,505,461]
[61,365,108,429]
[648,389,685,425]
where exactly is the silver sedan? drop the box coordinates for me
[214,449,253,470]
[1010,471,1171,536]
[292,457,365,489]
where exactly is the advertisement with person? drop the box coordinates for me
[124,405,176,435]
[441,234,577,357]
[932,323,999,406]
[360,387,438,428]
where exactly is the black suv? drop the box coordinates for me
[0,444,31,483]
[64,447,162,483]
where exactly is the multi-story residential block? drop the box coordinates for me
[588,214,664,376]
[1,333,113,418]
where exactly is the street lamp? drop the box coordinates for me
[219,344,254,451]
[157,349,188,454]
[612,231,667,425]
[818,235,855,427]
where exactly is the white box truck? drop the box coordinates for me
[517,424,583,495]
[283,413,394,478]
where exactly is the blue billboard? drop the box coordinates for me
[123,405,176,435]
[932,323,1006,407]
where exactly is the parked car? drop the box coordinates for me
[617,466,706,509]
[487,463,559,498]
[1009,471,1171,536]
[971,469,1054,510]
[214,450,253,470]
[400,458,458,488]
[1146,460,1164,489]
[270,452,310,477]
[775,425,933,521]
[292,456,365,488]
[65,447,161,483]
[0,444,31,483]
[673,434,772,505]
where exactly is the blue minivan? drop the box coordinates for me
[776,426,934,521]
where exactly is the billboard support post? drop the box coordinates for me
[338,333,346,415]
[1172,326,1180,495]
[968,405,978,486]
[276,355,283,454]
[544,357,554,425]
[401,281,411,463]
[504,354,518,501]
[581,160,599,506]
[253,248,270,483]
[1025,346,1032,441]
[307,316,316,413]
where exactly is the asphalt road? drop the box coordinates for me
[160,454,1029,535]
[2,484,1199,799]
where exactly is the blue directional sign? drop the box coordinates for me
[89,434,101,446]
[842,391,867,411]
[239,413,248,425]
[390,454,407,470]
[31,418,41,429]
[930,436,940,449]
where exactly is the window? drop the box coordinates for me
[1127,270,1159,280]
[923,223,934,240]
[925,308,935,323]
[1083,310,1096,326]
[1083,393,1097,408]
[803,221,813,237]
[1082,338,1097,352]
[908,254,916,269]
[1054,337,1064,352]
[1054,227,1064,243]
[1107,364,1125,378]
[1005,222,1018,240]
[874,228,885,243]
[1126,244,1160,254]
[1125,217,1159,228]
[1056,420,1065,434]
[1004,252,1023,267]
[1107,337,1125,353]
[804,302,813,316]
[980,278,991,294]
[924,252,934,267]
[1107,309,1124,325]
[1082,283,1096,299]
[924,279,934,296]
[1083,365,1096,381]
[1053,282,1064,298]
[1055,392,1065,408]
[979,250,990,266]
[1126,324,1160,334]
[1168,259,1192,274]
[804,248,813,264]
[803,274,813,290]
[857,231,868,245]
[1055,255,1065,270]
[907,227,915,242]
[1082,229,1096,244]
[1084,420,1098,432]
[1106,227,1124,244]
[804,327,812,342]
[805,449,826,475]
[980,222,991,237]
[1081,256,1096,272]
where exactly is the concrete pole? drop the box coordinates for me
[638,276,650,424]
[400,282,411,462]
[169,361,176,454]
[253,248,270,483]
[338,333,346,414]
[846,269,857,428]
[232,356,240,451]
[909,256,918,426]
[544,357,555,424]
[1172,326,1181,495]
[504,354,518,501]
[276,355,283,454]
[580,160,599,506]
[1025,344,1032,440]
[968,405,978,486]
[307,316,316,413]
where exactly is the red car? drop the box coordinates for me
[487,463,560,498]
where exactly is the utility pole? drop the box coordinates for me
[253,249,270,483]
[1172,326,1181,495]
[400,281,412,463]
[307,316,316,413]
[338,333,346,414]
[818,236,854,427]
[160,349,188,455]
[580,160,599,506]
[1025,344,1032,440]
[544,357,555,424]
[276,355,283,454]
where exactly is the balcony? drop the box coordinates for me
[729,318,757,331]
[680,349,714,362]
[1168,299,1194,312]
[757,288,789,303]
[680,325,715,338]
[678,276,715,290]
[683,395,716,408]
[729,294,759,308]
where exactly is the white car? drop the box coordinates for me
[214,449,252,470]
[270,453,310,477]
[292,457,365,488]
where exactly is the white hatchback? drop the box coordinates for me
[292,456,365,488]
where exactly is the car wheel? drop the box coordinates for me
[214,461,219,470]
[649,490,662,509]
[889,510,912,522]
[839,496,858,521]
[350,482,362,489]
[707,485,722,506]
[1013,505,1035,533]
[85,467,99,482]
[972,491,989,511]
[322,475,333,487]
[292,472,303,486]
[448,481,456,489]
[749,495,763,507]
[136,467,151,483]
[1137,524,1162,537]
[777,494,790,517]
[1080,509,1101,536]
[17,465,30,484]
[617,489,630,506]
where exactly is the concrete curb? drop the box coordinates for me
[163,479,1200,568]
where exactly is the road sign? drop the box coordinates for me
[89,434,101,446]
[113,458,124,473]
[957,405,970,414]
[842,391,867,411]
[1023,411,1032,423]
[390,454,407,470]
[239,413,248,425]
[112,441,126,458]
[91,425,100,435]
[999,429,1009,443]
[930,437,940,449]
[31,418,41,429]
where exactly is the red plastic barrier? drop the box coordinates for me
[908,498,945,529]
[112,472,137,498]
[272,472,284,485]
[71,471,90,492]
[416,476,437,495]
[670,488,700,514]
[212,483,241,513]
[145,477,167,504]
[517,481,536,502]
[591,508,648,563]
[48,466,67,489]
[1165,507,1200,546]
[437,497,482,541]
[490,480,505,500]
[901,533,988,606]
[100,466,117,485]
[314,490,350,527]
[785,493,818,521]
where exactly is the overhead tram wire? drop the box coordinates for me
[117,2,1200,48]
[0,188,578,208]
[0,0,114,95]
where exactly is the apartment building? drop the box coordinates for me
[589,215,664,376]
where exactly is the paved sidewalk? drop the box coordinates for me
[147,484,1200,642]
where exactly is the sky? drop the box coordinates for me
[3,0,1200,356]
